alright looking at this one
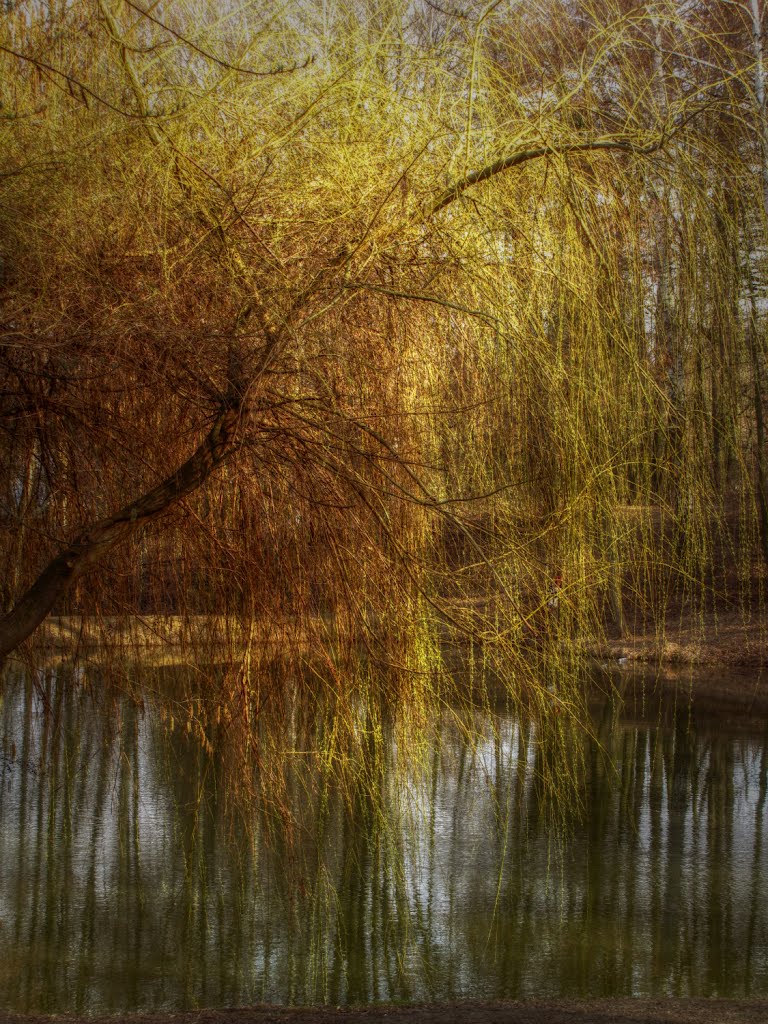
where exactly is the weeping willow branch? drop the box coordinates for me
[0,0,763,685]
[0,403,245,660]
[428,137,667,214]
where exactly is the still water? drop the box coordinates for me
[1,667,767,1014]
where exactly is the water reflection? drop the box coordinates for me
[1,668,767,1013]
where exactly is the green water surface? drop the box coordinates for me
[0,667,766,1013]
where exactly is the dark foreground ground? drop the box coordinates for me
[4,1001,768,1024]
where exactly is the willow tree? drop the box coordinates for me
[0,0,760,702]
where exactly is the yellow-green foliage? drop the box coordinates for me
[0,0,766,800]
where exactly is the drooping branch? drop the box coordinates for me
[0,41,161,119]
[0,3,298,662]
[120,0,315,79]
[0,403,244,660]
[427,137,665,215]
[0,131,664,663]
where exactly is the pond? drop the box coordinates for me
[1,665,767,1014]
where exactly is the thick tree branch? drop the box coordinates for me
[427,137,665,214]
[0,404,243,660]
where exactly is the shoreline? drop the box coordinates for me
[9,608,768,732]
[592,609,768,669]
[28,604,768,666]
[587,606,768,723]
[13,609,768,722]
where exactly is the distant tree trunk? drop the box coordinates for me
[743,223,768,566]
[746,0,768,563]
[648,8,684,504]
[750,0,768,220]
[0,403,243,662]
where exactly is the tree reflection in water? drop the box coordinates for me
[1,665,767,1013]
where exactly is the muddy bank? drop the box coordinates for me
[25,605,768,671]
[4,999,768,1024]
[600,659,768,721]
[593,606,768,669]
[19,609,768,725]
[581,606,768,724]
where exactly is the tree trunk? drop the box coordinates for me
[750,0,768,219]
[4,437,38,613]
[742,0,768,562]
[744,227,768,566]
[0,403,243,661]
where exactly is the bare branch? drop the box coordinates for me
[120,0,315,78]
[0,42,164,119]
[427,136,666,215]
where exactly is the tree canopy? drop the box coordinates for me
[1,0,766,722]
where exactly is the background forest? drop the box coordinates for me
[1,0,768,731]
